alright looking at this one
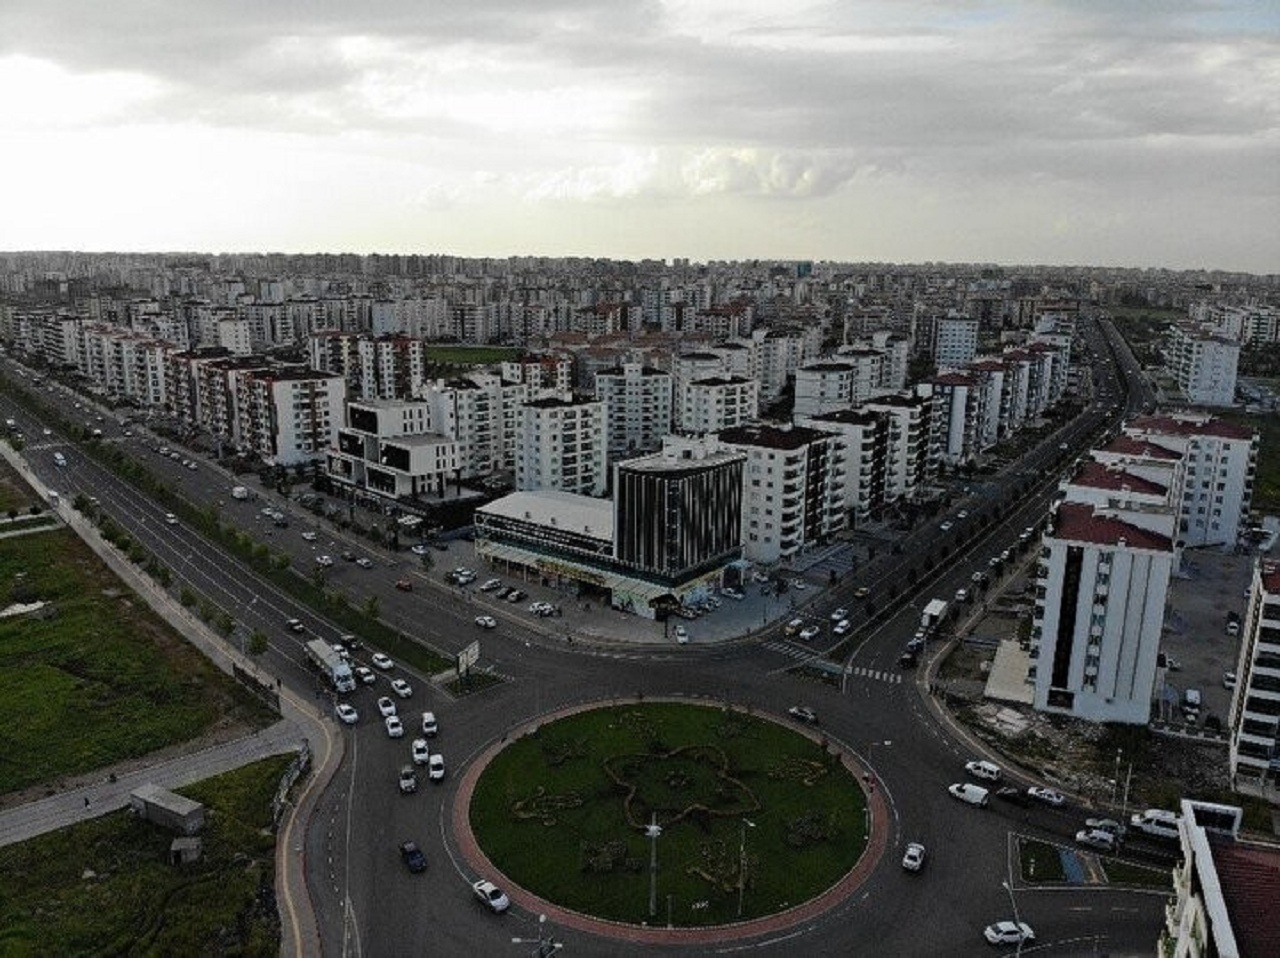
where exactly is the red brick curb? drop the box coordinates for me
[450,698,890,946]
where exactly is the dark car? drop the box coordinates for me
[995,786,1031,807]
[898,651,918,669]
[400,841,426,873]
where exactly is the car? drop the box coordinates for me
[1000,549,1012,562]
[372,652,394,670]
[674,624,689,644]
[799,625,821,641]
[315,555,333,567]
[301,530,317,542]
[854,586,870,599]
[400,841,426,873]
[751,570,771,583]
[164,513,179,525]
[783,618,805,636]
[939,521,953,532]
[1076,828,1117,851]
[354,665,375,685]
[988,555,1003,568]
[1223,670,1237,690]
[830,607,849,622]
[398,765,418,794]
[332,643,349,660]
[995,786,1031,807]
[421,711,438,736]
[335,703,359,725]
[971,571,985,583]
[428,753,445,782]
[472,879,510,913]
[377,696,397,717]
[528,601,554,616]
[42,427,51,437]
[506,589,526,603]
[391,678,413,699]
[285,618,306,633]
[787,706,818,724]
[984,921,1035,946]
[902,842,926,872]
[791,578,808,591]
[957,510,969,519]
[722,587,745,600]
[340,549,356,561]
[1028,786,1065,807]
[965,760,1002,782]
[475,615,497,629]
[832,619,852,636]
[898,650,918,669]
[410,543,430,555]
[384,715,404,737]
[1085,817,1126,836]
[948,783,990,807]
[394,579,413,591]
[355,557,374,569]
[480,578,502,592]
[412,738,430,765]
[954,588,968,603]
[906,634,926,653]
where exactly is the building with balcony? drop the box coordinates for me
[794,408,886,523]
[593,361,673,459]
[677,375,759,435]
[1227,558,1280,801]
[515,394,608,497]
[1164,323,1240,407]
[932,314,979,370]
[326,398,459,501]
[237,367,346,466]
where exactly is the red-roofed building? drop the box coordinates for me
[1228,558,1280,800]
[1030,501,1175,724]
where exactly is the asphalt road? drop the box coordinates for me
[0,314,1170,956]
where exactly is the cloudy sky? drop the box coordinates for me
[1,1,1276,271]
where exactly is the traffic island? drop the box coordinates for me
[454,700,888,945]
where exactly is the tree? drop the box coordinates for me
[363,594,380,619]
[247,630,269,657]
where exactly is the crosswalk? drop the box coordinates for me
[762,640,818,661]
[760,642,903,685]
[847,666,903,686]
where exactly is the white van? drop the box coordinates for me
[964,760,1002,782]
[53,452,67,467]
[948,783,990,807]
[1130,808,1180,840]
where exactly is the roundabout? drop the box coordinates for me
[452,698,890,945]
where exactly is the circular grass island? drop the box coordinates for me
[469,701,869,927]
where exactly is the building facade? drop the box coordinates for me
[1227,558,1280,801]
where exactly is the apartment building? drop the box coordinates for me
[501,355,573,394]
[515,394,608,496]
[932,314,979,370]
[793,350,886,417]
[1227,558,1280,800]
[593,362,673,459]
[1124,412,1258,548]
[236,367,345,466]
[1164,324,1240,407]
[718,422,846,564]
[420,373,527,479]
[927,371,989,466]
[794,408,886,523]
[1029,500,1176,724]
[677,375,758,435]
[327,398,459,501]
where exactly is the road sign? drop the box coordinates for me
[457,640,480,674]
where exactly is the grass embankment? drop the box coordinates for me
[471,702,866,927]
[0,754,292,955]
[0,528,272,796]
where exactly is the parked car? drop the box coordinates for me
[722,587,745,600]
[787,705,818,724]
[1085,818,1126,837]
[854,586,870,599]
[400,841,426,873]
[674,625,689,644]
[506,589,527,603]
[1075,828,1116,851]
[301,531,317,542]
[833,619,852,636]
[394,579,413,591]
[480,578,502,592]
[315,554,333,567]
[995,786,1030,807]
[355,557,374,569]
[830,607,849,622]
[421,711,438,736]
[784,618,805,636]
[798,625,821,641]
[472,879,510,913]
[901,842,926,872]
[948,783,990,807]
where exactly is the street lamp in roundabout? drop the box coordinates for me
[737,817,756,918]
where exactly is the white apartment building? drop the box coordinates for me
[326,398,459,501]
[237,367,346,466]
[1029,500,1176,724]
[933,314,979,370]
[593,362,673,459]
[928,372,989,466]
[1124,412,1258,549]
[718,422,846,564]
[420,373,527,479]
[793,350,886,417]
[678,376,759,435]
[863,389,936,503]
[1165,324,1240,407]
[357,335,425,400]
[516,394,608,497]
[501,356,573,394]
[1227,558,1280,800]
[794,408,885,523]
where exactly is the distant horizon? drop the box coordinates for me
[2,2,1275,275]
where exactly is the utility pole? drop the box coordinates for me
[645,814,662,919]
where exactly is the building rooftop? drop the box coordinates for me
[1070,461,1169,496]
[1099,435,1183,460]
[1050,502,1174,551]
[801,361,855,372]
[804,408,881,426]
[1262,559,1280,595]
[931,372,975,386]
[524,395,599,409]
[1129,414,1255,442]
[384,432,453,449]
[1210,839,1280,958]
[719,422,833,450]
[477,490,613,541]
[690,375,752,387]
[617,445,745,475]
[679,351,724,362]
[597,365,669,377]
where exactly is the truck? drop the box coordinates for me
[231,485,251,500]
[921,599,949,631]
[305,639,355,693]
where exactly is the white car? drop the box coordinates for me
[355,557,373,569]
[354,665,375,685]
[164,513,179,525]
[983,921,1035,946]
[964,760,1002,782]
[674,625,689,644]
[301,531,317,542]
[475,615,497,629]
[428,753,445,782]
[1075,828,1116,851]
[335,703,359,725]
[798,625,821,641]
[391,678,413,699]
[411,738,430,765]
[940,521,953,532]
[948,783,990,807]
[722,587,745,600]
[384,715,404,738]
[791,579,808,590]
[472,879,510,913]
[421,711,438,736]
[1028,786,1065,807]
[830,608,849,622]
[315,554,333,567]
[832,619,852,636]
[901,842,926,872]
[377,696,397,717]
[480,578,502,592]
[371,652,394,670]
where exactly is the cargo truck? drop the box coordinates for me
[921,599,948,631]
[305,638,356,693]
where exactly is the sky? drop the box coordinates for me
[0,1,1276,272]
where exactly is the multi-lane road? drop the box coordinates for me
[1,313,1169,955]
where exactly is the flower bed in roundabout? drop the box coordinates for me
[469,701,869,927]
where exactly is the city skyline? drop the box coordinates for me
[1,1,1276,273]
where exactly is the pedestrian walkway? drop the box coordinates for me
[0,718,304,848]
[761,639,821,660]
[846,666,903,686]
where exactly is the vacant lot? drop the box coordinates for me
[0,754,289,955]
[471,702,867,926]
[424,345,520,366]
[0,527,272,797]
[0,456,41,516]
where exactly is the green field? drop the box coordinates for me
[1221,408,1280,514]
[0,528,272,796]
[424,345,520,366]
[1018,838,1067,883]
[1103,858,1170,890]
[470,702,867,926]
[0,754,290,955]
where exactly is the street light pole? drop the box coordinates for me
[737,818,756,918]
[645,814,662,919]
[1002,879,1024,958]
